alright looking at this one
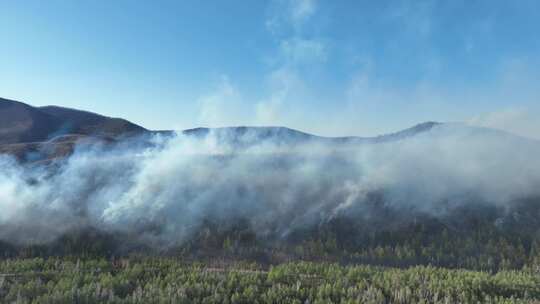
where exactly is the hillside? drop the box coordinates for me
[0,97,147,162]
[0,97,147,144]
[39,105,147,138]
[0,98,64,145]
[0,97,444,162]
[181,122,441,147]
[0,97,539,280]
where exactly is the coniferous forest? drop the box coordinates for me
[1,258,539,304]
[1,199,540,303]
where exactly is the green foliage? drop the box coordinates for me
[0,258,539,303]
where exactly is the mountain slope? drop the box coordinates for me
[0,97,466,163]
[0,98,64,145]
[0,98,147,145]
[0,98,147,162]
[181,122,441,146]
[39,105,146,138]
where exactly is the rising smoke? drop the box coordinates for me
[0,124,539,246]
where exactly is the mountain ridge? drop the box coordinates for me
[0,96,446,162]
[182,121,442,143]
[0,97,147,144]
[0,96,442,143]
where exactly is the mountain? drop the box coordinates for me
[0,96,442,162]
[39,105,147,138]
[182,122,441,147]
[0,97,147,162]
[0,98,64,145]
[0,97,147,144]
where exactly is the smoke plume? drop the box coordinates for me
[0,124,539,246]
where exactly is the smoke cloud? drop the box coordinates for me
[1,124,539,246]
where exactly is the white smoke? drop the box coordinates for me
[1,124,539,246]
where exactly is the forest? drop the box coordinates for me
[1,258,539,303]
[3,197,540,271]
[1,199,540,303]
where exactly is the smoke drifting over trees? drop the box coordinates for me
[0,123,539,250]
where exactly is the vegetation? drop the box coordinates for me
[1,200,539,302]
[0,258,539,303]
[3,200,540,272]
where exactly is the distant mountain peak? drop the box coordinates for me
[410,121,441,130]
[180,122,443,146]
[0,97,146,144]
[0,96,447,162]
[183,126,314,139]
[374,121,441,140]
[0,97,147,162]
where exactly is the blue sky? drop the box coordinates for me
[1,0,539,138]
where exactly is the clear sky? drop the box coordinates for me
[1,0,539,138]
